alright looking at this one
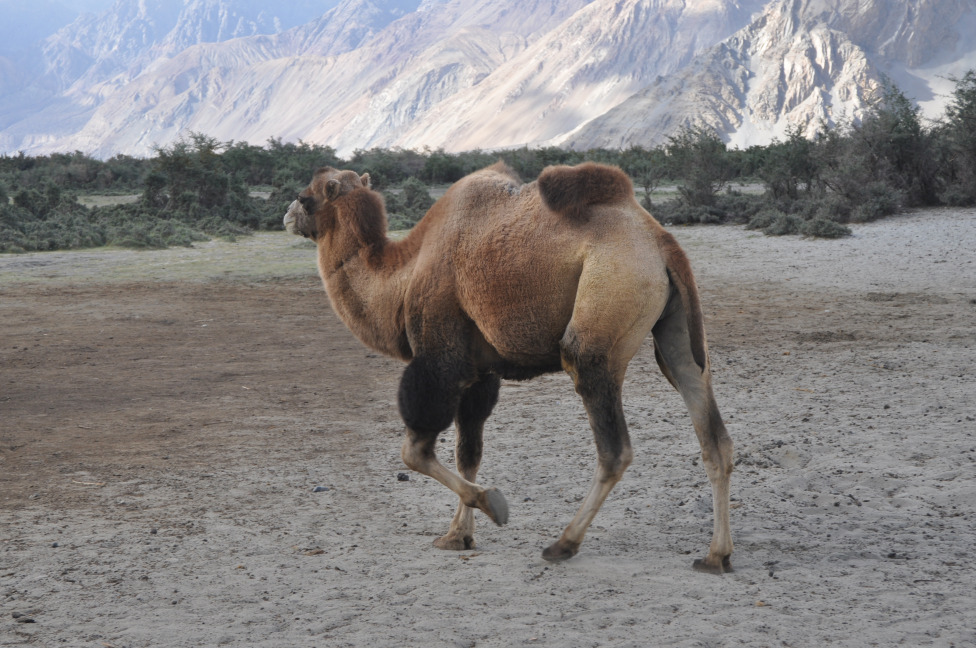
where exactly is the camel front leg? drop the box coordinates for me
[401,430,509,527]
[437,496,477,550]
[434,375,501,550]
[398,358,509,531]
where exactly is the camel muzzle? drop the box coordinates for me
[283,200,308,236]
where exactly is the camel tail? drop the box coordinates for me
[537,163,633,221]
[657,229,709,373]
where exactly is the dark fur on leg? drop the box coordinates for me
[546,334,634,560]
[561,336,630,470]
[455,374,499,474]
[397,354,471,434]
[457,373,501,424]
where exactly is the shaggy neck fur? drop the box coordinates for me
[315,187,419,361]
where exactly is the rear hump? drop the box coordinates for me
[537,163,633,221]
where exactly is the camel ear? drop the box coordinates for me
[360,173,371,189]
[326,179,342,200]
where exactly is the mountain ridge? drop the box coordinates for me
[1,0,974,157]
[565,0,976,151]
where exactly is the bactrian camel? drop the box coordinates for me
[284,162,734,573]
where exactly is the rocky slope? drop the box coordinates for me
[1,0,974,157]
[394,0,766,151]
[0,0,347,151]
[566,0,976,149]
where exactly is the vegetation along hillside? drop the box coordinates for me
[2,74,975,253]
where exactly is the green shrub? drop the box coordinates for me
[746,209,784,231]
[811,194,852,222]
[800,218,852,238]
[850,183,901,223]
[715,191,765,224]
[935,70,976,206]
[651,200,717,225]
[666,127,731,207]
[939,183,976,207]
[105,216,207,249]
[763,213,803,236]
[654,192,765,226]
[0,186,108,252]
[196,215,249,240]
[383,177,434,231]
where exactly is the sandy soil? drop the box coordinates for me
[2,209,975,647]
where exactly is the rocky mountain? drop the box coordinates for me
[393,0,767,151]
[0,0,346,151]
[35,1,341,93]
[566,0,976,150]
[1,0,974,157]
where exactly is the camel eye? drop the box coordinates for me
[299,196,316,213]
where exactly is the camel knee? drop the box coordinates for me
[694,402,732,478]
[401,433,435,472]
[618,444,635,472]
[400,441,420,471]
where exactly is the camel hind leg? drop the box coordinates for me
[542,329,636,562]
[433,374,501,550]
[652,302,734,574]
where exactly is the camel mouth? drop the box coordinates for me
[283,199,308,236]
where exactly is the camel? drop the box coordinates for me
[283,162,733,573]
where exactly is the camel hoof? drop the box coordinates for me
[433,534,475,551]
[541,540,579,562]
[692,555,733,575]
[481,487,509,526]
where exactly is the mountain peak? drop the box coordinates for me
[1,0,974,157]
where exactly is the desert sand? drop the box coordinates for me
[2,208,974,647]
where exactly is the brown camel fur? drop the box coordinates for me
[283,162,734,573]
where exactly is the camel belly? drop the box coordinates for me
[478,305,571,360]
[461,266,579,364]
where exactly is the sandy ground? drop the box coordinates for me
[2,209,975,647]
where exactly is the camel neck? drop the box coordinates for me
[318,239,412,362]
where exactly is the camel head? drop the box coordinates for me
[283,167,372,239]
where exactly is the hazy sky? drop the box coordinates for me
[59,0,116,11]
